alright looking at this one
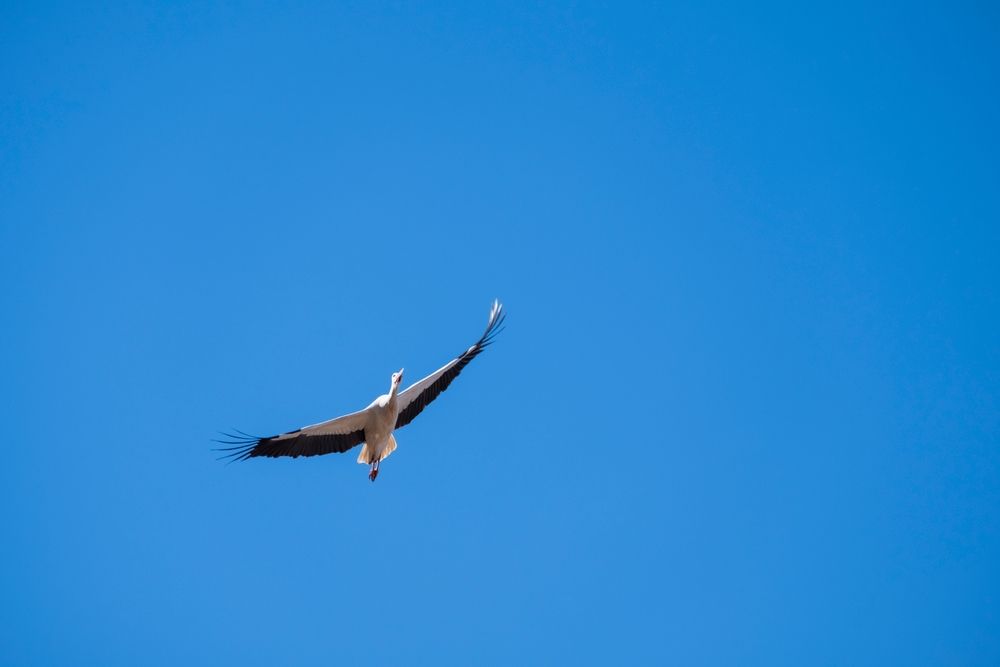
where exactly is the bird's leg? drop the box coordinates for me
[369,461,379,482]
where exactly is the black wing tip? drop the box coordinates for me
[480,299,506,345]
[462,299,506,356]
[212,430,267,462]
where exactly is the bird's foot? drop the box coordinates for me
[369,467,379,482]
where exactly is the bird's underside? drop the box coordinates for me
[215,300,505,481]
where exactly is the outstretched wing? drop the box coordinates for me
[215,408,369,462]
[395,299,505,430]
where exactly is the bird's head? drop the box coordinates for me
[391,368,404,388]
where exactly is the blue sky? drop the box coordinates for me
[2,2,998,664]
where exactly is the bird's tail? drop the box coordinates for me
[357,434,397,464]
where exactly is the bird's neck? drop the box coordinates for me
[389,382,399,399]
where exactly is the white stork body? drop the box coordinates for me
[216,300,505,481]
[355,386,400,473]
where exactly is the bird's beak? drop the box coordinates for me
[398,368,404,381]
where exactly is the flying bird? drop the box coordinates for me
[215,300,505,481]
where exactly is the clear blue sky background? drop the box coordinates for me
[2,2,998,665]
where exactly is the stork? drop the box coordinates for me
[216,300,505,481]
